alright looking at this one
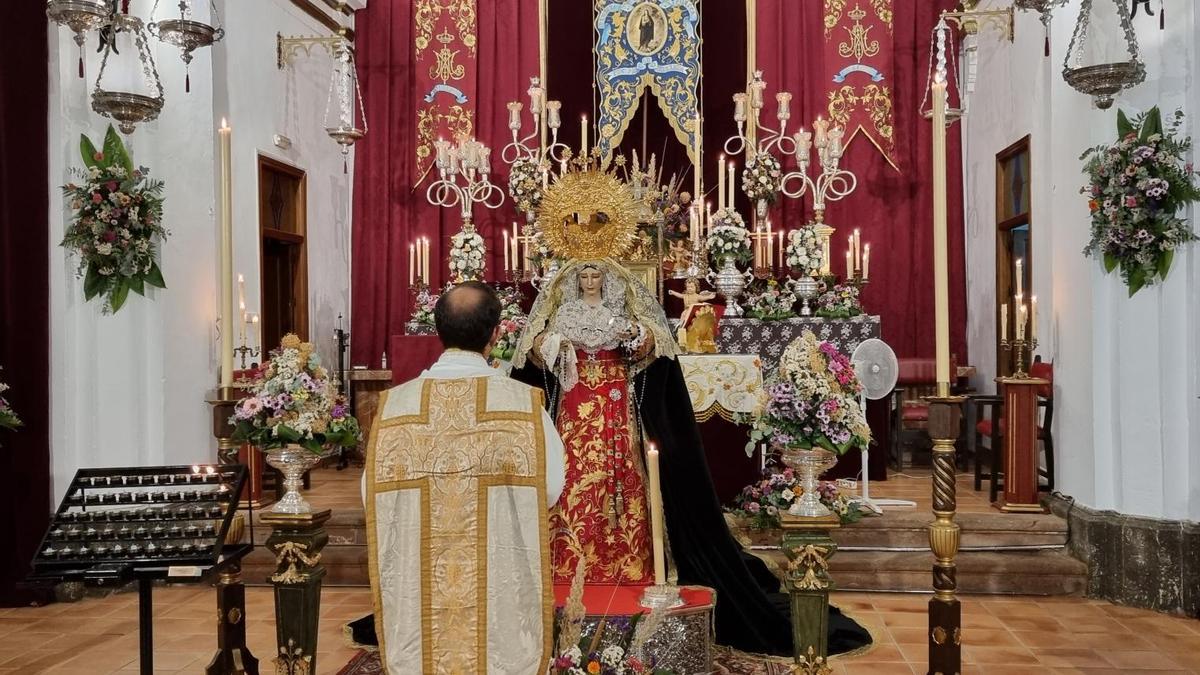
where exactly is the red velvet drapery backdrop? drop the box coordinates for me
[351,1,539,367]
[353,1,967,364]
[0,2,51,606]
[756,0,968,360]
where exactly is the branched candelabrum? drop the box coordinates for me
[233,342,260,370]
[724,70,797,162]
[426,136,505,224]
[502,77,570,170]
[1002,335,1038,380]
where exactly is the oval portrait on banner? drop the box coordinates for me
[626,2,668,56]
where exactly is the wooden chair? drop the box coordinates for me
[970,358,1055,501]
[889,358,937,470]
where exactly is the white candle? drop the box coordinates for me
[647,443,666,586]
[845,248,852,278]
[542,168,549,189]
[238,274,246,343]
[250,313,260,351]
[778,230,785,268]
[503,231,510,271]
[727,162,736,209]
[1015,258,1024,298]
[1001,303,1008,341]
[932,74,951,391]
[1018,304,1027,341]
[1031,296,1038,341]
[766,221,774,268]
[409,243,415,284]
[693,112,702,200]
[581,115,588,158]
[863,244,871,280]
[705,201,712,231]
[218,120,233,389]
[717,155,726,211]
[853,229,861,272]
[423,237,430,281]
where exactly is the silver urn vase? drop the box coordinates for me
[779,447,839,517]
[265,445,325,514]
[789,276,820,316]
[707,256,751,317]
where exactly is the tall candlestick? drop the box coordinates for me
[503,231,510,271]
[1017,304,1027,341]
[218,120,233,389]
[422,237,430,282]
[766,221,774,268]
[1015,258,1024,298]
[1031,296,1038,341]
[1000,303,1008,341]
[863,244,871,280]
[717,155,726,211]
[693,112,702,200]
[647,443,666,586]
[581,115,588,158]
[931,76,951,393]
[845,248,852,278]
[237,273,246,343]
[778,230,784,268]
[727,162,736,209]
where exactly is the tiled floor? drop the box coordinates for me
[3,585,1198,674]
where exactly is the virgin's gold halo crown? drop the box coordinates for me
[537,169,639,260]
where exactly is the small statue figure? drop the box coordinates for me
[667,239,693,277]
[669,277,717,352]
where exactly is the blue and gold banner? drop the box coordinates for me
[594,0,700,167]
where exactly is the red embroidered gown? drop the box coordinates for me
[550,349,653,584]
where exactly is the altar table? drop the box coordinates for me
[709,315,882,370]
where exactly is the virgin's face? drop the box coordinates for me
[578,268,604,300]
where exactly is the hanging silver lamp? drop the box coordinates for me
[149,0,225,93]
[92,13,165,134]
[1062,0,1145,109]
[46,0,110,78]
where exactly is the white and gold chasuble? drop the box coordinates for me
[366,376,553,674]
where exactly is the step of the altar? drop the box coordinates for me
[752,548,1089,596]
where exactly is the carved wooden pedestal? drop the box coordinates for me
[205,563,260,675]
[262,510,331,675]
[993,377,1049,514]
[926,395,965,675]
[781,513,839,673]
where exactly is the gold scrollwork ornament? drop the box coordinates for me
[786,543,832,590]
[274,639,312,675]
[270,541,322,585]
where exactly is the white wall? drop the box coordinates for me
[964,1,1199,520]
[47,0,353,502]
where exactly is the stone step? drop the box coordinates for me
[732,510,1069,551]
[753,548,1088,596]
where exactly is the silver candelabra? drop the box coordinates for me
[426,136,505,222]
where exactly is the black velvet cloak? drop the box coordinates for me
[511,357,870,657]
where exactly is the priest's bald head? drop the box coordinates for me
[433,281,502,354]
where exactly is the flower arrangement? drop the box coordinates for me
[730,469,862,528]
[743,331,870,456]
[785,224,824,277]
[411,287,439,327]
[741,152,782,207]
[552,560,674,675]
[1081,107,1200,296]
[0,376,20,432]
[508,156,545,214]
[745,279,796,320]
[491,286,528,362]
[706,208,751,267]
[60,125,167,313]
[815,283,862,319]
[653,188,694,242]
[450,229,486,282]
[231,334,360,454]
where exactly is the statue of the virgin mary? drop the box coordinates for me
[508,170,868,656]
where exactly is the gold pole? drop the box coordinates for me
[931,79,950,396]
[538,0,548,153]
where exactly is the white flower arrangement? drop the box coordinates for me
[507,157,544,214]
[706,208,752,267]
[450,229,486,282]
[741,152,782,205]
[785,224,824,277]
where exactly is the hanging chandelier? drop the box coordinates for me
[1013,0,1067,17]
[1062,0,1145,109]
[323,39,368,164]
[149,0,225,93]
[92,13,165,134]
[46,0,110,78]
